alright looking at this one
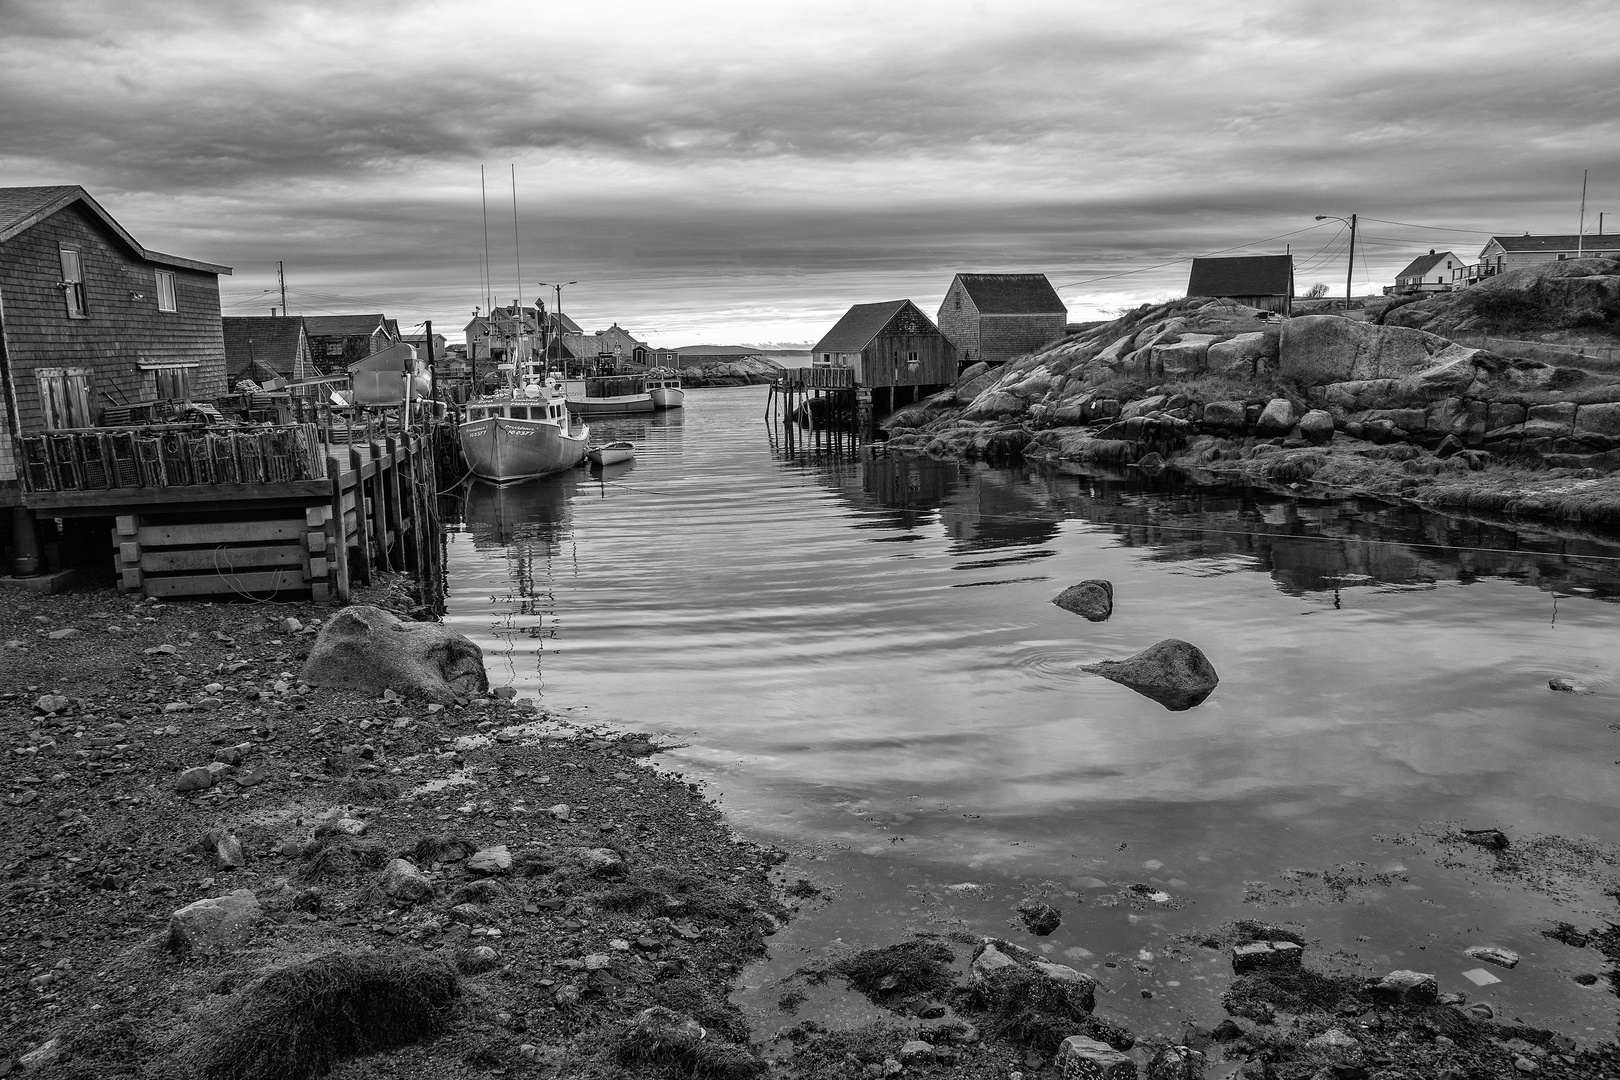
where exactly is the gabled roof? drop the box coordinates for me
[302,314,393,338]
[1484,233,1617,254]
[1394,251,1458,281]
[812,300,916,354]
[953,273,1066,315]
[0,185,231,275]
[222,317,308,380]
[1187,254,1293,297]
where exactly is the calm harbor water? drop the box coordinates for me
[442,385,1620,1045]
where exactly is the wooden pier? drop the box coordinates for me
[17,416,445,602]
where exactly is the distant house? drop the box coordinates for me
[937,273,1067,367]
[1467,233,1619,284]
[0,185,231,507]
[594,323,645,361]
[401,331,447,362]
[632,345,680,367]
[302,313,399,373]
[810,300,956,390]
[1392,250,1463,293]
[222,316,314,387]
[1186,255,1295,314]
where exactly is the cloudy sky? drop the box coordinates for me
[3,0,1617,346]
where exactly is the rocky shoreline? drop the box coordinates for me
[3,571,1619,1077]
[882,259,1620,531]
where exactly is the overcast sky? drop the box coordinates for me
[3,0,1617,346]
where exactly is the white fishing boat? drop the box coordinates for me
[586,441,635,467]
[648,370,685,411]
[562,374,655,416]
[459,378,590,483]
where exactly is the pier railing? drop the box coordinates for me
[786,366,856,389]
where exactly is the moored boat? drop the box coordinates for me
[648,371,685,410]
[586,441,635,467]
[458,379,590,483]
[562,374,655,416]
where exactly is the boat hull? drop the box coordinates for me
[649,386,685,410]
[458,416,588,482]
[587,442,635,466]
[567,393,656,416]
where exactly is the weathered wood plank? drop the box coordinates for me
[24,480,331,511]
[143,569,307,597]
[141,544,304,572]
[135,519,302,546]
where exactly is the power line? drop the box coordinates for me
[1359,216,1498,236]
[1055,222,1333,290]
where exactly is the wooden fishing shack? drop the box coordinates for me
[773,300,956,432]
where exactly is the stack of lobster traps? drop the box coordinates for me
[19,423,326,494]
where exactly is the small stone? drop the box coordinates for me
[449,902,482,924]
[492,686,516,700]
[1465,945,1520,969]
[583,953,611,971]
[210,829,245,869]
[198,697,224,711]
[1461,828,1509,851]
[1053,580,1114,622]
[548,804,572,821]
[235,765,272,788]
[1515,1056,1539,1073]
[1147,1044,1206,1080]
[1016,898,1062,936]
[1231,940,1303,974]
[280,617,303,634]
[380,859,434,904]
[33,694,70,715]
[175,766,216,793]
[579,847,625,876]
[624,1006,705,1050]
[1055,1035,1135,1079]
[203,683,224,694]
[555,983,581,1007]
[166,889,263,951]
[609,938,631,952]
[1368,969,1438,1004]
[1549,677,1593,694]
[898,1040,933,1062]
[213,743,252,766]
[466,845,512,875]
[517,1043,540,1060]
[331,817,366,836]
[47,628,80,640]
[17,1037,65,1071]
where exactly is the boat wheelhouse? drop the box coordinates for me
[458,380,589,483]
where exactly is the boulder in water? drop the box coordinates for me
[1082,638,1219,710]
[300,605,488,705]
[1053,580,1113,622]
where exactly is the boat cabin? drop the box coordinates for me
[465,396,568,424]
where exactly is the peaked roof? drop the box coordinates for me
[812,300,918,354]
[1485,233,1618,253]
[1394,251,1458,280]
[1187,254,1293,297]
[222,316,307,379]
[953,273,1066,314]
[0,185,231,274]
[302,313,393,338]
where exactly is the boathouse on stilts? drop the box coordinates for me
[767,299,956,440]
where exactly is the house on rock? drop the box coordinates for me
[1186,255,1295,314]
[937,273,1068,368]
[809,299,956,413]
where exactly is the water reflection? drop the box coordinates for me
[799,449,1620,599]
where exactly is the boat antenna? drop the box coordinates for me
[480,166,493,316]
[1578,169,1588,256]
[511,163,526,380]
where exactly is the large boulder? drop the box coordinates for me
[1082,638,1219,710]
[1254,398,1299,435]
[954,365,1000,406]
[1053,580,1113,622]
[1298,409,1335,445]
[1200,400,1246,430]
[381,858,434,904]
[1280,315,1486,387]
[300,605,488,705]
[1056,1036,1136,1079]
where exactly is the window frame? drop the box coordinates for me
[58,246,87,319]
[155,269,177,312]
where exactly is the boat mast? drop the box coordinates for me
[511,164,527,384]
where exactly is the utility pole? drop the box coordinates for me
[1345,213,1357,309]
[277,261,287,315]
[1578,170,1588,256]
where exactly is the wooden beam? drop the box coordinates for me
[144,568,307,597]
[135,520,303,546]
[23,479,333,512]
[141,545,304,572]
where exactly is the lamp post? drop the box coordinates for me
[1315,214,1358,309]
[537,280,576,371]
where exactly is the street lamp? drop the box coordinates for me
[1315,214,1358,308]
[537,280,576,367]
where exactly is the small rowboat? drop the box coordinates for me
[586,441,635,467]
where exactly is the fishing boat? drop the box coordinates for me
[458,378,590,482]
[647,370,685,411]
[586,441,635,467]
[561,374,655,416]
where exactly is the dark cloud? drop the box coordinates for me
[2,0,1618,339]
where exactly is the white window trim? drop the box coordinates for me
[136,359,200,371]
[155,269,177,312]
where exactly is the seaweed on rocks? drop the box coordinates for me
[957,967,1131,1055]
[831,937,958,1004]
[179,951,460,1080]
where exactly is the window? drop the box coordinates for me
[326,343,343,356]
[155,270,177,312]
[953,297,960,310]
[37,368,93,429]
[58,247,87,318]
[152,366,193,403]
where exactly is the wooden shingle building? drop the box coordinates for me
[0,185,231,509]
[812,300,956,389]
[1392,250,1463,294]
[1186,255,1295,314]
[302,313,399,374]
[222,315,315,387]
[937,273,1067,367]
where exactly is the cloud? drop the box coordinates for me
[2,0,1618,341]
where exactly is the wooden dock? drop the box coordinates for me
[18,420,444,602]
